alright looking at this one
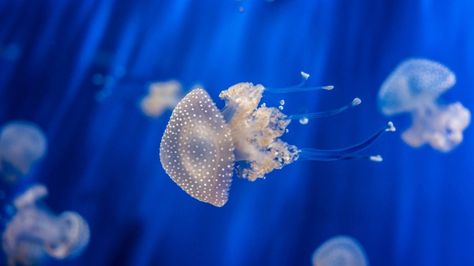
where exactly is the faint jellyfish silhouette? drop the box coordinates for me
[93,67,126,102]
[0,121,47,183]
[140,80,183,118]
[378,58,471,152]
[2,184,90,266]
[312,236,369,266]
[91,50,127,101]
[160,73,395,206]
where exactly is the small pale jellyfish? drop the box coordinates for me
[312,236,369,266]
[378,58,471,152]
[140,80,183,117]
[2,184,90,266]
[160,73,394,206]
[0,121,47,183]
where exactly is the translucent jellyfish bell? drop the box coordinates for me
[140,80,183,117]
[160,89,235,207]
[312,236,369,266]
[378,58,471,152]
[0,121,47,183]
[2,185,90,265]
[378,58,456,115]
[161,79,394,206]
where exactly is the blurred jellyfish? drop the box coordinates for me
[160,73,395,206]
[0,121,47,183]
[312,236,369,266]
[93,69,126,102]
[2,184,90,266]
[91,50,128,101]
[378,58,471,152]
[140,80,183,117]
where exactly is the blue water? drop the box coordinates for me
[1,1,473,265]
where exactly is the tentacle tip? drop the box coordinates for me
[386,121,396,132]
[300,71,310,80]
[352,97,362,106]
[369,155,383,162]
[298,117,309,125]
[323,85,334,91]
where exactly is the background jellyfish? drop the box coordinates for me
[91,50,128,102]
[140,80,183,118]
[312,236,369,266]
[160,81,395,207]
[2,184,90,266]
[1,1,474,265]
[0,121,47,183]
[378,58,471,152]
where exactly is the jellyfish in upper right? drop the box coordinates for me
[0,121,47,183]
[312,236,369,266]
[378,58,471,152]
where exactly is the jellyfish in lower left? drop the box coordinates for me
[312,236,369,266]
[0,121,47,183]
[160,74,395,207]
[2,184,90,266]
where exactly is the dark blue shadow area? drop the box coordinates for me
[0,0,473,265]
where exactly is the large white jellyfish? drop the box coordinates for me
[160,73,395,207]
[312,236,369,266]
[2,184,90,266]
[378,58,471,152]
[0,121,48,183]
[140,80,183,117]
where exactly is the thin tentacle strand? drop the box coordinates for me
[265,71,334,94]
[289,97,361,120]
[298,122,396,162]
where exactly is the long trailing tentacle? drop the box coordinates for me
[298,122,395,162]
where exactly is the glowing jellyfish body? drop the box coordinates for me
[2,185,90,265]
[161,78,394,206]
[312,236,369,266]
[378,58,471,152]
[219,83,299,181]
[0,121,47,183]
[140,80,182,117]
[160,89,234,207]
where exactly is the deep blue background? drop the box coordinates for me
[0,0,473,265]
